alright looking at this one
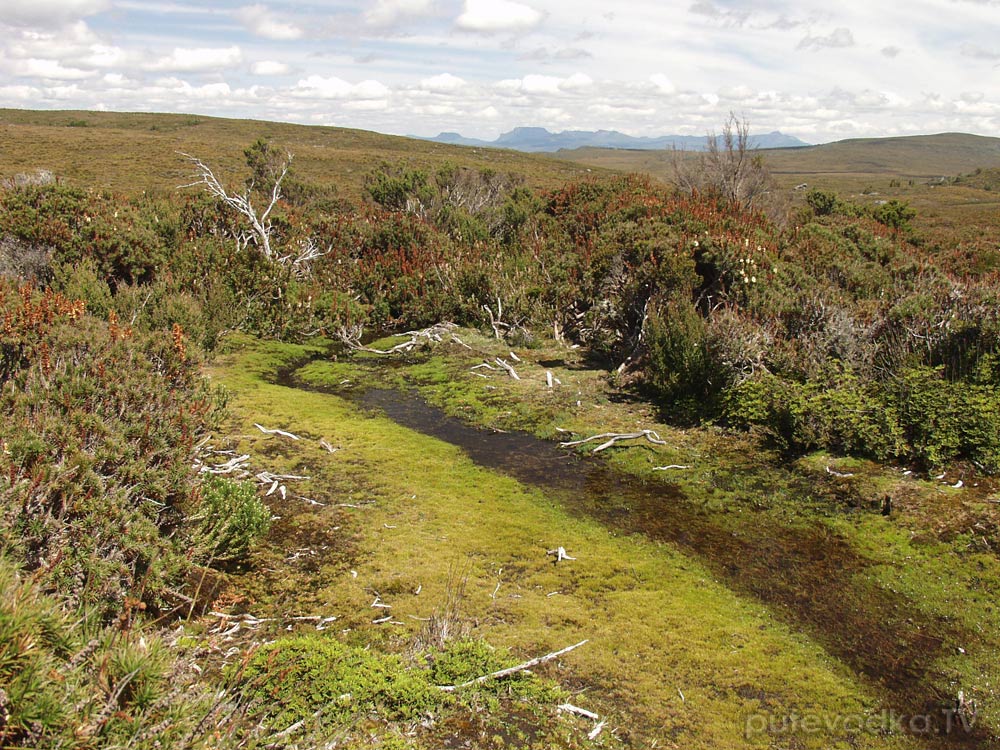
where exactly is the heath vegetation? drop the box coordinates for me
[2,111,1000,747]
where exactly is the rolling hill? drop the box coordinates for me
[3,109,1000,205]
[560,132,1000,191]
[0,109,600,198]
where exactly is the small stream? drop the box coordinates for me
[280,361,987,745]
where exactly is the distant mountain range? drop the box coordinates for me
[421,126,810,152]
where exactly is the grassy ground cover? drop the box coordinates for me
[200,331,998,748]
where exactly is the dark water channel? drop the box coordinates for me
[280,361,988,745]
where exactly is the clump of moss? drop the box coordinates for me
[237,635,441,728]
[235,635,567,737]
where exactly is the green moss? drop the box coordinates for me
[212,337,926,748]
[238,635,441,728]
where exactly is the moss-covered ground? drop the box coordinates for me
[201,330,1000,749]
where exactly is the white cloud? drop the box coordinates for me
[252,60,291,75]
[419,73,466,92]
[153,77,234,100]
[560,72,593,90]
[961,42,1000,60]
[4,0,109,26]
[365,0,436,27]
[797,27,855,51]
[496,73,590,96]
[718,84,753,100]
[291,75,390,100]
[344,98,389,110]
[456,0,542,33]
[689,1,750,27]
[10,58,95,80]
[144,46,243,73]
[236,5,303,40]
[649,74,675,95]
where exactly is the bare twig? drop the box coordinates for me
[254,423,301,440]
[178,151,291,261]
[546,546,576,563]
[558,704,599,720]
[437,640,589,692]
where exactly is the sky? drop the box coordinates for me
[1,0,999,144]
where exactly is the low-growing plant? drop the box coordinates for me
[237,635,441,728]
[188,476,271,565]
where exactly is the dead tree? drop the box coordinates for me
[179,150,291,262]
[672,112,771,211]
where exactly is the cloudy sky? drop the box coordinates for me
[2,0,998,144]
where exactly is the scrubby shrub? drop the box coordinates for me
[189,476,270,565]
[0,558,204,749]
[0,283,225,620]
[645,298,724,416]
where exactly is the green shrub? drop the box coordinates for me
[645,299,725,417]
[805,189,838,216]
[889,366,1000,471]
[189,476,271,565]
[0,558,204,749]
[0,283,226,620]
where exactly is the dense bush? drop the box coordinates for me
[3,148,998,471]
[0,557,206,749]
[0,283,227,619]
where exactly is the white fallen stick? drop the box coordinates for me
[653,464,690,471]
[254,423,301,440]
[494,357,521,380]
[437,639,589,692]
[546,546,576,562]
[588,720,607,740]
[255,471,309,483]
[319,439,338,453]
[560,430,667,453]
[199,454,251,474]
[509,351,521,363]
[825,465,854,478]
[558,703,599,720]
[292,495,324,505]
[546,371,554,389]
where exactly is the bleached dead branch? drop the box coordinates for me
[558,704,599,720]
[546,546,576,563]
[437,640,589,692]
[560,430,667,453]
[337,322,461,355]
[178,151,290,262]
[254,423,301,440]
[483,297,507,339]
[494,357,520,380]
[197,454,251,475]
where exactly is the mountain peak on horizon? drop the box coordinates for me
[424,127,809,153]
